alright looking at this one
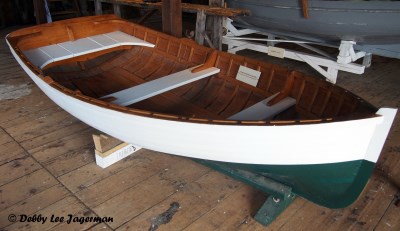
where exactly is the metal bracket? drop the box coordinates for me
[194,158,296,227]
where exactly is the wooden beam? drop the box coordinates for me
[207,0,224,50]
[162,0,182,37]
[137,9,158,24]
[90,0,250,17]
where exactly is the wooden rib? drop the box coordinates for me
[306,82,320,112]
[311,86,332,117]
[121,47,147,71]
[205,79,230,108]
[194,77,225,108]
[181,77,209,100]
[243,92,265,109]
[293,76,306,105]
[134,52,164,79]
[144,58,176,81]
[265,69,275,93]
[206,80,237,114]
[333,94,345,117]
[318,90,332,117]
[66,25,75,40]
[219,86,252,118]
[191,50,218,73]
[122,48,153,73]
[216,84,240,115]
[183,68,216,102]
[267,71,295,106]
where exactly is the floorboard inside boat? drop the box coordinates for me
[1,26,399,231]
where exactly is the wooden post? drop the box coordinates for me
[195,10,206,45]
[207,0,224,50]
[162,0,182,38]
[79,0,89,16]
[113,2,122,17]
[33,0,47,24]
[94,0,103,15]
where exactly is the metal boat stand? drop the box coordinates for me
[222,18,371,83]
[194,159,296,227]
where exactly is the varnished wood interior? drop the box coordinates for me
[7,15,377,124]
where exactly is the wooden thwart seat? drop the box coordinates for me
[101,66,220,106]
[229,93,296,121]
[22,31,155,69]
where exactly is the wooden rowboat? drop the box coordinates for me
[6,15,396,208]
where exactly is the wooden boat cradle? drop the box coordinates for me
[7,15,377,127]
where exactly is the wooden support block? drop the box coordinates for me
[95,143,141,168]
[93,134,141,168]
[93,134,123,153]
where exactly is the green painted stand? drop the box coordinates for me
[195,159,296,227]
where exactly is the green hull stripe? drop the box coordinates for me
[196,159,375,208]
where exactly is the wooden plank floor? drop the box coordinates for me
[1,26,399,231]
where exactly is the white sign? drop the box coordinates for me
[268,46,285,59]
[236,65,261,87]
[95,143,141,168]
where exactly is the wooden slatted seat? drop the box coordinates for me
[228,93,296,120]
[101,66,220,106]
[22,31,155,69]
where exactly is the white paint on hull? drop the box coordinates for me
[7,38,396,166]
